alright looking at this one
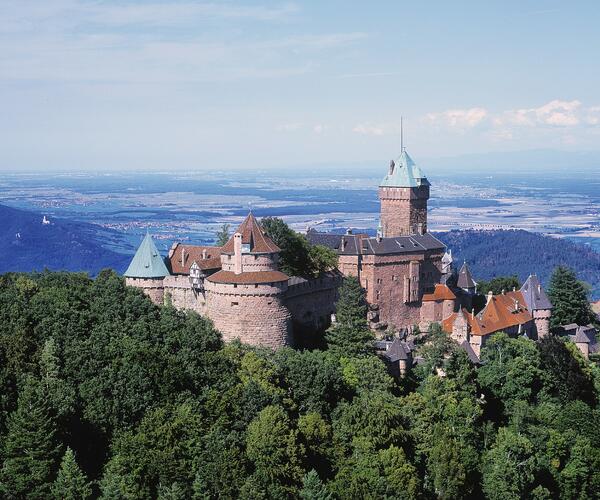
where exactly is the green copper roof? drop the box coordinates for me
[380,150,430,188]
[124,233,170,278]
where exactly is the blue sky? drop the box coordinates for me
[1,0,599,171]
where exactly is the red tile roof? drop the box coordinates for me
[422,284,456,302]
[168,244,222,274]
[221,213,280,254]
[442,291,533,336]
[207,270,289,284]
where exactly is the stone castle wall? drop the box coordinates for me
[205,280,292,348]
[125,277,165,305]
[354,251,443,331]
[163,275,207,315]
[286,275,341,338]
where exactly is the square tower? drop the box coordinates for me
[378,150,430,237]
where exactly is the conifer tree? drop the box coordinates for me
[215,223,231,247]
[300,470,331,500]
[326,277,373,356]
[547,266,595,328]
[51,447,92,500]
[0,376,62,498]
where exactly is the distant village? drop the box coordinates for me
[125,146,599,372]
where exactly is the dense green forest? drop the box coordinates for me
[1,271,600,499]
[437,230,600,299]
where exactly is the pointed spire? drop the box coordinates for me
[124,233,170,278]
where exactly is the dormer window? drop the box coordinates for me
[241,243,251,253]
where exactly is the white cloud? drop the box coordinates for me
[586,106,600,126]
[424,107,488,129]
[352,123,387,136]
[498,100,582,127]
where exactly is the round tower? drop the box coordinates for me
[123,232,169,305]
[205,213,292,348]
[378,150,430,237]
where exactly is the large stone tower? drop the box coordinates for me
[205,213,292,348]
[378,149,430,237]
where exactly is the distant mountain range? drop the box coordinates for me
[0,204,130,276]
[1,203,598,300]
[437,230,600,299]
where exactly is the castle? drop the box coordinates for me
[125,146,553,354]
[124,213,340,348]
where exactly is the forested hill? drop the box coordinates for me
[436,230,600,298]
[0,204,130,275]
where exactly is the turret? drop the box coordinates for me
[520,274,553,339]
[206,213,292,348]
[124,232,170,305]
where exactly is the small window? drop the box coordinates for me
[231,301,238,306]
[233,284,237,288]
[377,278,382,284]
[241,243,251,253]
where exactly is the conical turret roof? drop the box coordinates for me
[520,274,552,310]
[380,150,430,188]
[220,212,280,254]
[124,233,170,278]
[457,261,477,289]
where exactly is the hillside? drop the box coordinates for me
[436,229,600,299]
[0,204,130,275]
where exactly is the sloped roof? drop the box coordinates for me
[380,150,430,188]
[306,231,445,256]
[520,274,552,310]
[207,269,289,284]
[422,284,456,302]
[221,213,280,254]
[457,262,477,289]
[168,243,222,274]
[124,233,170,278]
[442,291,533,336]
[384,337,410,362]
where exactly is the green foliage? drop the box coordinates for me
[261,217,337,278]
[477,275,520,295]
[326,277,373,356]
[215,223,231,247]
[2,270,600,498]
[0,376,62,499]
[300,469,331,500]
[52,447,92,500]
[547,266,596,328]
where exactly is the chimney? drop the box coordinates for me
[202,249,207,260]
[181,247,186,266]
[233,233,243,274]
[341,237,347,251]
[487,291,493,304]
